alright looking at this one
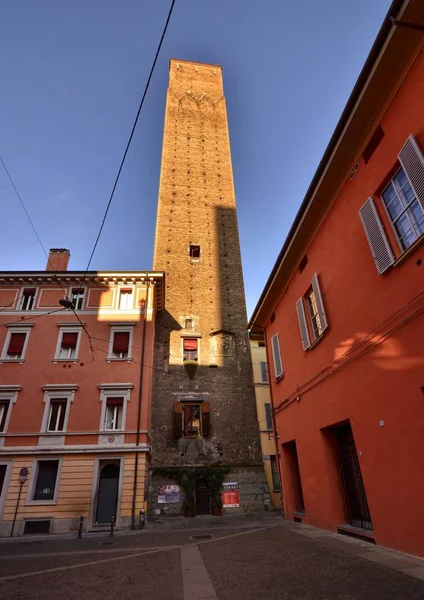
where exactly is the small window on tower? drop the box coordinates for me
[189,245,200,260]
[183,338,198,361]
[185,318,192,329]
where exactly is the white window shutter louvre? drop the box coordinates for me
[398,135,424,211]
[359,197,394,274]
[271,334,283,379]
[296,298,311,350]
[311,273,328,333]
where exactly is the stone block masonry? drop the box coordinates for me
[150,59,269,514]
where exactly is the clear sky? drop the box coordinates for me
[1,0,392,316]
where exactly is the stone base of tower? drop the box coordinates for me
[148,465,272,517]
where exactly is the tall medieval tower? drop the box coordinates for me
[151,60,268,514]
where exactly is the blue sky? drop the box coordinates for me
[1,0,391,316]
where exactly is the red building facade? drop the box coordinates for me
[0,249,164,536]
[250,0,424,557]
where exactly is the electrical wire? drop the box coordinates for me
[80,0,177,284]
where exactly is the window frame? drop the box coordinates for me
[182,402,202,438]
[305,287,324,341]
[182,337,199,362]
[0,386,20,443]
[264,403,273,431]
[118,287,134,310]
[381,166,424,253]
[19,288,36,311]
[270,455,281,491]
[0,461,12,518]
[40,386,77,435]
[104,398,124,431]
[270,333,283,380]
[70,287,85,311]
[0,326,32,363]
[189,245,201,261]
[26,458,62,506]
[260,361,269,383]
[98,384,132,433]
[107,325,135,362]
[53,326,82,362]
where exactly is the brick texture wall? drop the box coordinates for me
[151,60,268,512]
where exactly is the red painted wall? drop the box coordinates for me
[0,282,156,448]
[266,48,424,556]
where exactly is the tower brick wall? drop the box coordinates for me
[151,59,269,514]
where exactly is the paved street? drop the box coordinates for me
[0,518,424,600]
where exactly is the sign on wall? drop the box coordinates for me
[158,484,181,504]
[222,482,239,508]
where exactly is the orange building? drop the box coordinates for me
[0,249,164,536]
[250,0,424,557]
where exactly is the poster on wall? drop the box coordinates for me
[222,482,240,508]
[158,484,181,504]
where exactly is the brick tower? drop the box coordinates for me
[150,59,268,515]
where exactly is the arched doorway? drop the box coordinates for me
[95,462,120,524]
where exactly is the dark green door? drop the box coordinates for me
[95,463,119,524]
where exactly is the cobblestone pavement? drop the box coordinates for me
[0,519,424,600]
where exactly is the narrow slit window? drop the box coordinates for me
[189,245,200,259]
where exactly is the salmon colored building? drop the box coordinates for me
[250,0,424,557]
[0,249,164,536]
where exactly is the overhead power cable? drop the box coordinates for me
[80,0,177,283]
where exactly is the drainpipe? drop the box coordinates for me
[258,325,285,513]
[131,280,150,530]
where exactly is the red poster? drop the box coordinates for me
[222,482,239,507]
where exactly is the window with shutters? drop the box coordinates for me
[19,289,36,310]
[271,334,283,379]
[183,337,198,361]
[1,327,31,362]
[30,460,60,503]
[54,327,81,361]
[119,288,133,309]
[173,401,210,439]
[270,455,281,491]
[108,326,133,361]
[71,288,85,310]
[382,168,424,251]
[260,361,269,383]
[359,136,424,273]
[296,274,328,350]
[264,403,273,430]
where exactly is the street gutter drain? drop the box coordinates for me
[190,534,213,541]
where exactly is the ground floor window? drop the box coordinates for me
[33,460,59,501]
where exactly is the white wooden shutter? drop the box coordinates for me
[359,197,394,274]
[311,273,328,333]
[398,135,424,211]
[271,334,283,379]
[296,298,311,350]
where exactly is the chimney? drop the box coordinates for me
[46,248,71,272]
